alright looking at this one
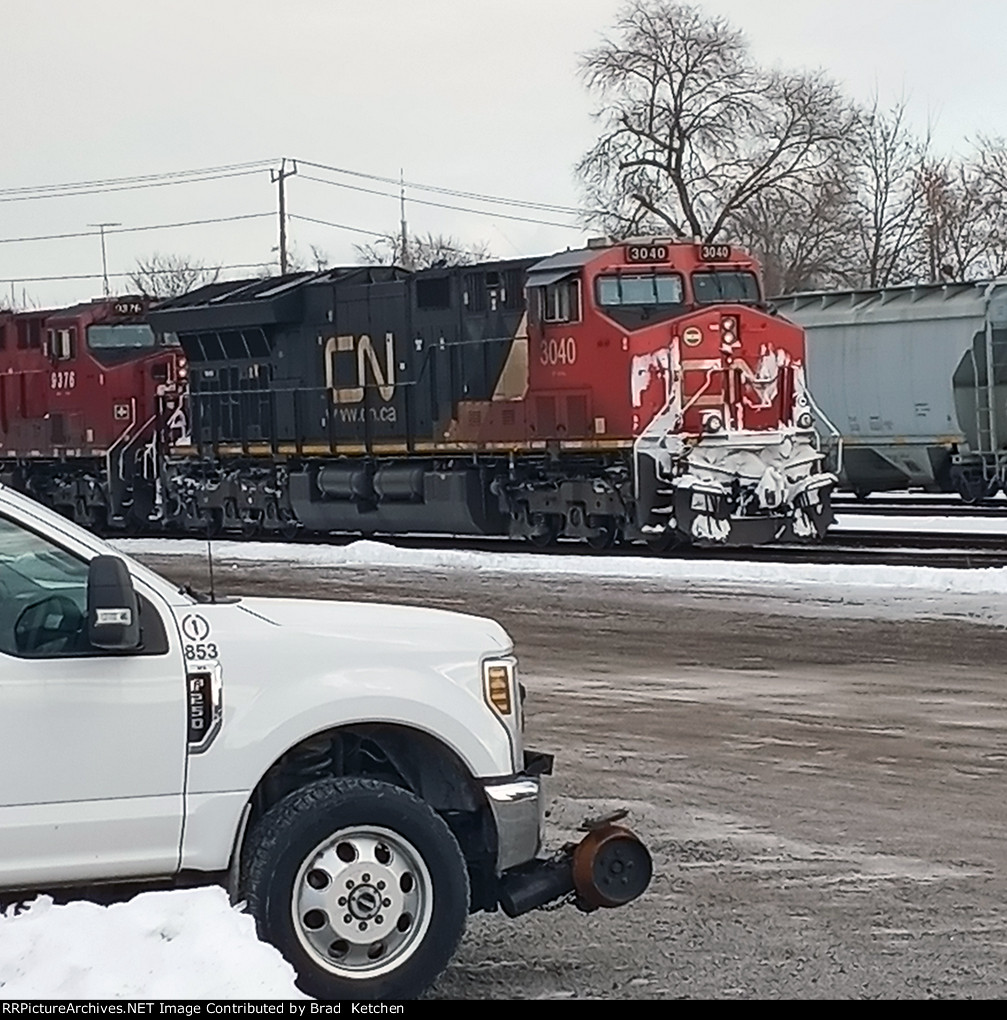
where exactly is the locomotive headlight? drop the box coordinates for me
[483,659,515,716]
[720,315,739,346]
[797,411,814,429]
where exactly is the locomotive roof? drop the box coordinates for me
[149,266,401,333]
[525,248,597,288]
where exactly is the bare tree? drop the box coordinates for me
[577,0,855,242]
[730,165,861,294]
[853,96,930,287]
[354,231,493,269]
[914,157,999,282]
[129,253,221,299]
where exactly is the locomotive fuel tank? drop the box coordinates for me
[774,283,1007,500]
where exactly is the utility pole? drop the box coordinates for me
[271,159,298,274]
[399,168,411,269]
[88,222,121,296]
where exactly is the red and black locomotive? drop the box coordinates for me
[148,238,835,546]
[0,296,183,528]
[0,238,835,547]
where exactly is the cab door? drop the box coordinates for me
[0,512,186,888]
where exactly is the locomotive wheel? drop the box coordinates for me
[645,529,684,555]
[240,516,262,540]
[526,515,558,549]
[279,513,301,541]
[586,518,618,551]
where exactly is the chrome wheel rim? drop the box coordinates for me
[292,825,434,979]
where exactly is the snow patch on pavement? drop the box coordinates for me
[0,888,304,1000]
[114,538,1007,596]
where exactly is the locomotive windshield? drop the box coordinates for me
[596,273,684,307]
[87,324,156,350]
[691,271,760,304]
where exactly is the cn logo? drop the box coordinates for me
[324,333,396,404]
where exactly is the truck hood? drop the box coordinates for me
[234,596,513,658]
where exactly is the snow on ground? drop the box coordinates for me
[114,537,1007,598]
[833,512,1007,534]
[0,887,304,1000]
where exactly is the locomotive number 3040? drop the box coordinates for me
[540,337,577,367]
[50,370,76,390]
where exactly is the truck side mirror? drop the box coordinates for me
[87,555,141,651]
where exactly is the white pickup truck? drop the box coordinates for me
[0,482,650,999]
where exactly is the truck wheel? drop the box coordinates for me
[240,776,469,1000]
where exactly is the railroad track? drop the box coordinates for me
[130,527,1007,571]
[833,495,1007,517]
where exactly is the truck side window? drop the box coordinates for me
[0,517,166,659]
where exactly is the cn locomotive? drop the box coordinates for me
[0,296,184,528]
[0,238,836,547]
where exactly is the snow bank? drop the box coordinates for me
[115,537,1007,596]
[0,888,305,1000]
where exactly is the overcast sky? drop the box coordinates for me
[3,0,1005,308]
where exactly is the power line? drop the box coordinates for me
[288,213,395,238]
[0,160,277,200]
[0,168,270,204]
[0,262,270,284]
[0,212,275,245]
[298,174,585,229]
[297,158,584,215]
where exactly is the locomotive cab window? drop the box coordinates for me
[596,273,684,307]
[692,271,760,305]
[87,324,157,350]
[540,278,581,323]
[48,328,76,361]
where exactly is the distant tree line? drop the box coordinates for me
[578,0,1007,294]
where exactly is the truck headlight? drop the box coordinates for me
[483,659,515,716]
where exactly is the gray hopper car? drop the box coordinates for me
[773,282,1007,501]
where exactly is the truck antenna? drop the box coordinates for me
[206,519,217,604]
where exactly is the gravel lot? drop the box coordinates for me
[145,553,1007,999]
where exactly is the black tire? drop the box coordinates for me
[240,777,469,1000]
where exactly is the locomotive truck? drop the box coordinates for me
[0,238,836,546]
[0,479,651,999]
[149,238,836,547]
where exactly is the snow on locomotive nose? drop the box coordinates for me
[534,238,837,546]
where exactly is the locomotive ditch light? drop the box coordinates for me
[796,412,814,429]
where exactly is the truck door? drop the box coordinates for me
[0,513,186,887]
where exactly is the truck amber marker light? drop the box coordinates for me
[484,661,513,714]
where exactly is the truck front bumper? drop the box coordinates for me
[482,752,652,917]
[482,750,553,873]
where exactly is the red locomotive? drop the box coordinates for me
[146,237,835,546]
[0,297,183,530]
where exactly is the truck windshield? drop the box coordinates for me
[692,271,761,304]
[87,324,156,350]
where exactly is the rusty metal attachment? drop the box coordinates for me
[571,822,652,909]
